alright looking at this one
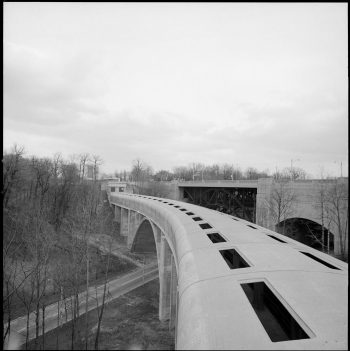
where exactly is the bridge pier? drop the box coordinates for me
[127,211,144,248]
[152,224,163,262]
[169,254,178,329]
[112,203,178,325]
[159,234,175,321]
[120,207,129,237]
[114,204,121,222]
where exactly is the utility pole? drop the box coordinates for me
[341,161,343,178]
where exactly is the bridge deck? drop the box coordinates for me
[177,180,258,188]
[110,193,348,350]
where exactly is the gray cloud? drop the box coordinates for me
[3,3,348,177]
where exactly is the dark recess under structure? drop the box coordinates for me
[181,186,257,222]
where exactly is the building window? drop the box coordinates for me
[111,187,116,192]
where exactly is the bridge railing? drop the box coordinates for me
[177,179,259,184]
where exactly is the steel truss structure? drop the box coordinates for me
[182,187,257,223]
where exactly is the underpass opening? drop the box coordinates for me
[131,219,157,262]
[130,217,178,334]
[276,218,335,254]
[129,218,176,343]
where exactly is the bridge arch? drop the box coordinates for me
[131,219,157,254]
[109,192,348,350]
[276,217,335,254]
[124,214,179,325]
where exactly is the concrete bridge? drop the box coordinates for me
[109,192,347,350]
[175,178,348,257]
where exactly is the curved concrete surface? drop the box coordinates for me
[110,193,348,350]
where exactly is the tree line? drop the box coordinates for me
[3,144,114,350]
[111,158,309,183]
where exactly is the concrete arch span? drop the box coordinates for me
[110,195,208,349]
[109,192,348,350]
[276,217,335,254]
[131,219,157,254]
[113,206,179,326]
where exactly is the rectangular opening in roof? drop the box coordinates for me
[174,205,180,208]
[232,218,239,221]
[300,251,340,270]
[219,249,249,269]
[247,224,257,229]
[192,216,202,221]
[241,281,310,342]
[207,233,226,243]
[180,208,187,211]
[163,201,168,203]
[186,212,194,215]
[199,223,212,229]
[168,203,174,205]
[267,235,287,243]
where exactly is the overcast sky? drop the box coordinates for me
[3,3,348,177]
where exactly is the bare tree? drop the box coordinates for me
[265,180,297,234]
[131,158,153,192]
[244,167,260,180]
[2,144,25,207]
[173,166,191,181]
[91,155,103,182]
[131,158,144,190]
[313,173,334,253]
[154,169,174,182]
[94,237,112,350]
[324,180,348,261]
[79,153,90,181]
[190,162,205,181]
[15,263,36,350]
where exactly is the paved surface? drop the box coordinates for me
[76,233,147,267]
[110,193,348,350]
[4,262,158,349]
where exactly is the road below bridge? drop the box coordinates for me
[5,262,159,349]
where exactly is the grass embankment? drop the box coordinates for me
[24,279,175,350]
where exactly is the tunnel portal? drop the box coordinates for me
[276,218,335,254]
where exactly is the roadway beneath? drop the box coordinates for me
[4,262,159,349]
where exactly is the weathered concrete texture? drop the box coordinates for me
[255,178,348,256]
[109,193,348,350]
[112,204,178,324]
[167,178,347,257]
[159,234,172,321]
[120,207,129,237]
